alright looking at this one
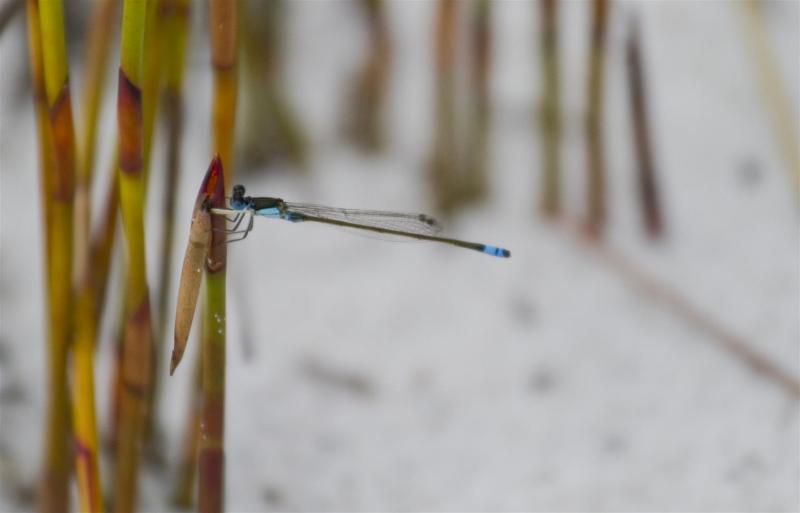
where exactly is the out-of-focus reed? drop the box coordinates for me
[626,17,664,239]
[463,0,491,203]
[25,0,73,509]
[112,0,152,510]
[431,0,458,214]
[239,0,308,171]
[72,0,119,509]
[342,0,392,153]
[585,0,609,237]
[539,0,561,217]
[151,0,191,458]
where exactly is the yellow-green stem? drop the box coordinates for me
[201,3,236,509]
[539,0,561,217]
[79,0,118,187]
[585,0,609,236]
[113,0,151,511]
[25,0,71,509]
[149,0,191,458]
[32,0,82,510]
[430,0,458,215]
[463,0,490,203]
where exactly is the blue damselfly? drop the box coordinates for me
[210,184,511,258]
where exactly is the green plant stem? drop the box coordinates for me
[25,0,71,510]
[150,0,191,455]
[430,0,458,215]
[113,0,151,511]
[201,4,236,509]
[585,0,609,236]
[463,0,490,203]
[539,0,561,217]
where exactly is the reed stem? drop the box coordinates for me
[239,0,308,170]
[539,0,561,217]
[79,0,118,188]
[585,0,609,236]
[463,0,491,203]
[200,1,237,509]
[150,0,190,455]
[430,0,458,214]
[112,0,152,510]
[626,17,664,238]
[195,156,228,512]
[25,0,71,509]
[740,0,800,198]
[171,355,202,508]
[342,0,391,152]
[39,0,91,507]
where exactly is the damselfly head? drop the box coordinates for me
[232,184,246,200]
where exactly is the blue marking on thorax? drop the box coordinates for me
[255,207,305,223]
[230,198,249,211]
[256,207,282,219]
[482,245,510,258]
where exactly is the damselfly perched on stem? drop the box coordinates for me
[210,184,511,258]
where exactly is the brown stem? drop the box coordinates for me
[539,0,561,217]
[585,0,609,237]
[626,17,664,238]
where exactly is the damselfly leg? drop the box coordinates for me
[211,209,255,245]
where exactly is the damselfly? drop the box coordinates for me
[210,184,511,258]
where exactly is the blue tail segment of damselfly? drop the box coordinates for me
[211,184,511,258]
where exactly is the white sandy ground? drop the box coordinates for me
[1,1,798,511]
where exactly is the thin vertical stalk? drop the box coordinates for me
[1,0,23,37]
[150,0,190,451]
[112,0,151,511]
[199,157,228,513]
[343,0,391,152]
[39,0,88,507]
[463,0,491,203]
[201,2,237,509]
[79,0,117,335]
[25,0,71,510]
[585,0,609,237]
[430,0,458,214]
[141,0,166,184]
[72,3,118,512]
[171,356,202,508]
[79,0,118,187]
[539,0,561,217]
[626,17,664,238]
[740,0,800,198]
[91,163,119,325]
[210,0,237,194]
[138,0,168,456]
[239,0,308,170]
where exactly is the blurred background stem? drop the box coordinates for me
[171,355,202,509]
[539,0,561,218]
[25,0,72,510]
[740,0,800,199]
[463,0,491,204]
[341,0,391,153]
[112,0,152,510]
[38,0,93,508]
[430,0,458,215]
[149,0,190,460]
[626,17,664,239]
[585,0,609,237]
[238,0,307,172]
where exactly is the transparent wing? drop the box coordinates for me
[283,202,443,236]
